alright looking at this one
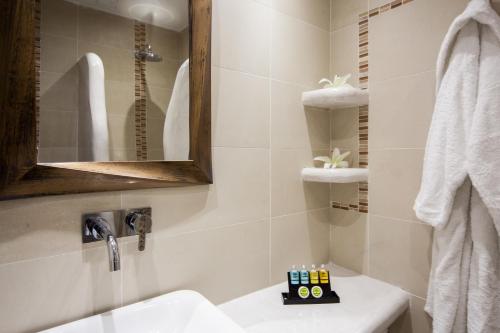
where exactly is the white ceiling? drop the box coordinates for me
[67,0,189,32]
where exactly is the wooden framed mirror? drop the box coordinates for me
[0,0,212,200]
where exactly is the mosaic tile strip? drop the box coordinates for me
[330,0,415,214]
[35,0,41,148]
[332,201,359,212]
[357,8,370,213]
[134,21,148,161]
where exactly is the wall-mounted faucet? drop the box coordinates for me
[83,216,120,271]
[82,208,152,271]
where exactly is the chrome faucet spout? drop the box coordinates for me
[106,235,120,271]
[84,216,121,272]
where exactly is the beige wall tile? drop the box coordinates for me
[389,295,433,333]
[109,149,137,161]
[331,24,359,85]
[105,80,135,116]
[0,193,121,265]
[271,149,330,217]
[270,209,331,283]
[41,0,77,38]
[40,33,77,73]
[369,149,424,222]
[0,246,121,333]
[213,67,270,148]
[331,183,359,206]
[147,149,164,161]
[39,110,77,148]
[146,118,164,150]
[179,28,189,62]
[78,6,134,50]
[271,11,330,88]
[146,85,172,119]
[271,80,330,150]
[145,59,179,88]
[213,0,271,76]
[122,147,270,235]
[330,209,368,273]
[272,0,330,31]
[122,220,269,305]
[254,0,272,5]
[369,215,432,298]
[107,114,136,150]
[370,71,435,149]
[331,107,359,166]
[369,0,389,8]
[369,0,468,82]
[331,0,369,31]
[40,69,78,111]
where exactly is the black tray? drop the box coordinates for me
[282,290,340,305]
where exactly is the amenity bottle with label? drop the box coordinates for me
[289,265,300,285]
[310,265,319,284]
[300,265,309,284]
[319,264,329,284]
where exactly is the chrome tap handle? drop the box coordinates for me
[84,216,120,271]
[86,216,112,240]
[125,212,151,251]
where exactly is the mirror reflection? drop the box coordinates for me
[37,0,190,162]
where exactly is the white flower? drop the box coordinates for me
[314,148,351,169]
[319,74,352,89]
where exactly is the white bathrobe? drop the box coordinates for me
[414,0,500,332]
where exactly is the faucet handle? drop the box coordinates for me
[125,210,152,251]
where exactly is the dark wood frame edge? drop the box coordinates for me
[0,0,212,201]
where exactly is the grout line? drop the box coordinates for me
[213,63,320,91]
[0,218,271,269]
[271,207,331,221]
[369,69,436,85]
[268,8,273,287]
[369,147,425,151]
[369,213,429,226]
[264,2,331,35]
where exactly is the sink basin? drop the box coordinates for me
[41,290,245,333]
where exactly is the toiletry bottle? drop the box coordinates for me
[319,264,329,284]
[289,265,300,285]
[310,264,319,284]
[300,265,309,284]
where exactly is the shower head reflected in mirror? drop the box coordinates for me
[135,44,163,62]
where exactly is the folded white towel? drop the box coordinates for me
[301,86,368,109]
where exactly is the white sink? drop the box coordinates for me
[41,290,245,333]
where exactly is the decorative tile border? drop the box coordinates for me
[134,21,148,161]
[331,0,414,214]
[35,0,41,148]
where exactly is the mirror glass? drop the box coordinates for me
[37,0,190,162]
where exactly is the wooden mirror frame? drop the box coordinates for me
[0,0,212,200]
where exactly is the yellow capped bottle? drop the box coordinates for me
[310,264,319,284]
[319,264,329,284]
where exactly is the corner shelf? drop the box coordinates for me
[301,168,368,183]
[302,87,368,110]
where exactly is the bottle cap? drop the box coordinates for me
[311,264,316,269]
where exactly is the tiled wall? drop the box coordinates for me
[0,0,331,332]
[330,0,469,332]
[39,0,185,162]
